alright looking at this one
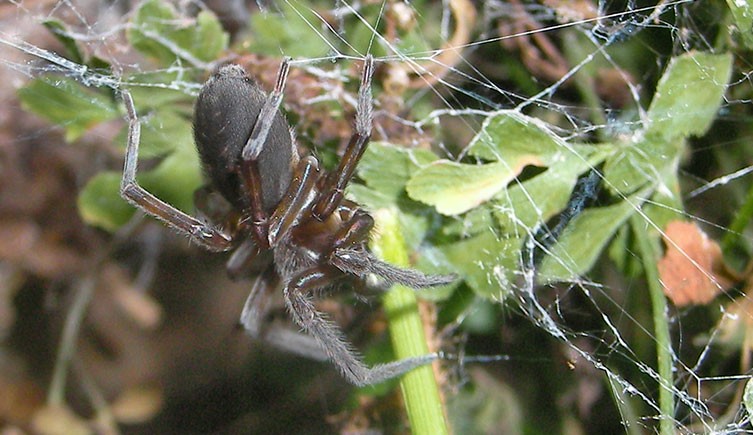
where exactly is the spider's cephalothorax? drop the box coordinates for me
[119,56,454,386]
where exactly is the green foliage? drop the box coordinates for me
[17,76,118,142]
[77,172,134,231]
[357,142,438,201]
[127,0,228,65]
[246,1,332,58]
[245,0,446,59]
[19,0,736,308]
[42,19,85,65]
[358,52,733,299]
[13,0,750,431]
[17,2,230,232]
[536,189,647,282]
[408,160,528,216]
[645,52,733,140]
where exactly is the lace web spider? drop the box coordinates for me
[119,56,454,386]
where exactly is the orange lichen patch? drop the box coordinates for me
[657,221,736,306]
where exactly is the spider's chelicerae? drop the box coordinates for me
[119,56,455,386]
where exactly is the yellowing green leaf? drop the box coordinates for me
[410,111,580,216]
[494,147,606,232]
[407,158,541,215]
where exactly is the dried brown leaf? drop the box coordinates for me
[657,221,735,306]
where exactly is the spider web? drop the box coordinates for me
[2,0,752,433]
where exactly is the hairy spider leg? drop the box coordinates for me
[237,57,293,250]
[283,265,438,386]
[119,90,234,252]
[240,269,329,361]
[313,55,375,220]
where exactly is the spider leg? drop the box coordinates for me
[119,90,233,252]
[332,247,457,290]
[284,266,437,386]
[237,58,292,249]
[313,56,375,220]
[240,269,329,361]
[325,205,456,289]
[267,156,320,246]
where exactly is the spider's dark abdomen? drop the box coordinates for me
[194,64,294,212]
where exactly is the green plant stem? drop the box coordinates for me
[372,209,448,435]
[48,275,96,406]
[631,215,674,434]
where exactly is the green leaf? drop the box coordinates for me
[641,170,684,233]
[18,76,119,142]
[248,2,331,58]
[726,0,753,49]
[347,184,394,210]
[646,52,733,141]
[77,172,134,231]
[78,145,203,232]
[128,0,228,65]
[125,71,195,110]
[408,111,583,216]
[408,160,540,216]
[493,146,606,232]
[358,142,438,200]
[440,230,521,300]
[604,53,731,196]
[536,190,649,284]
[466,110,565,163]
[140,147,204,214]
[80,127,201,233]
